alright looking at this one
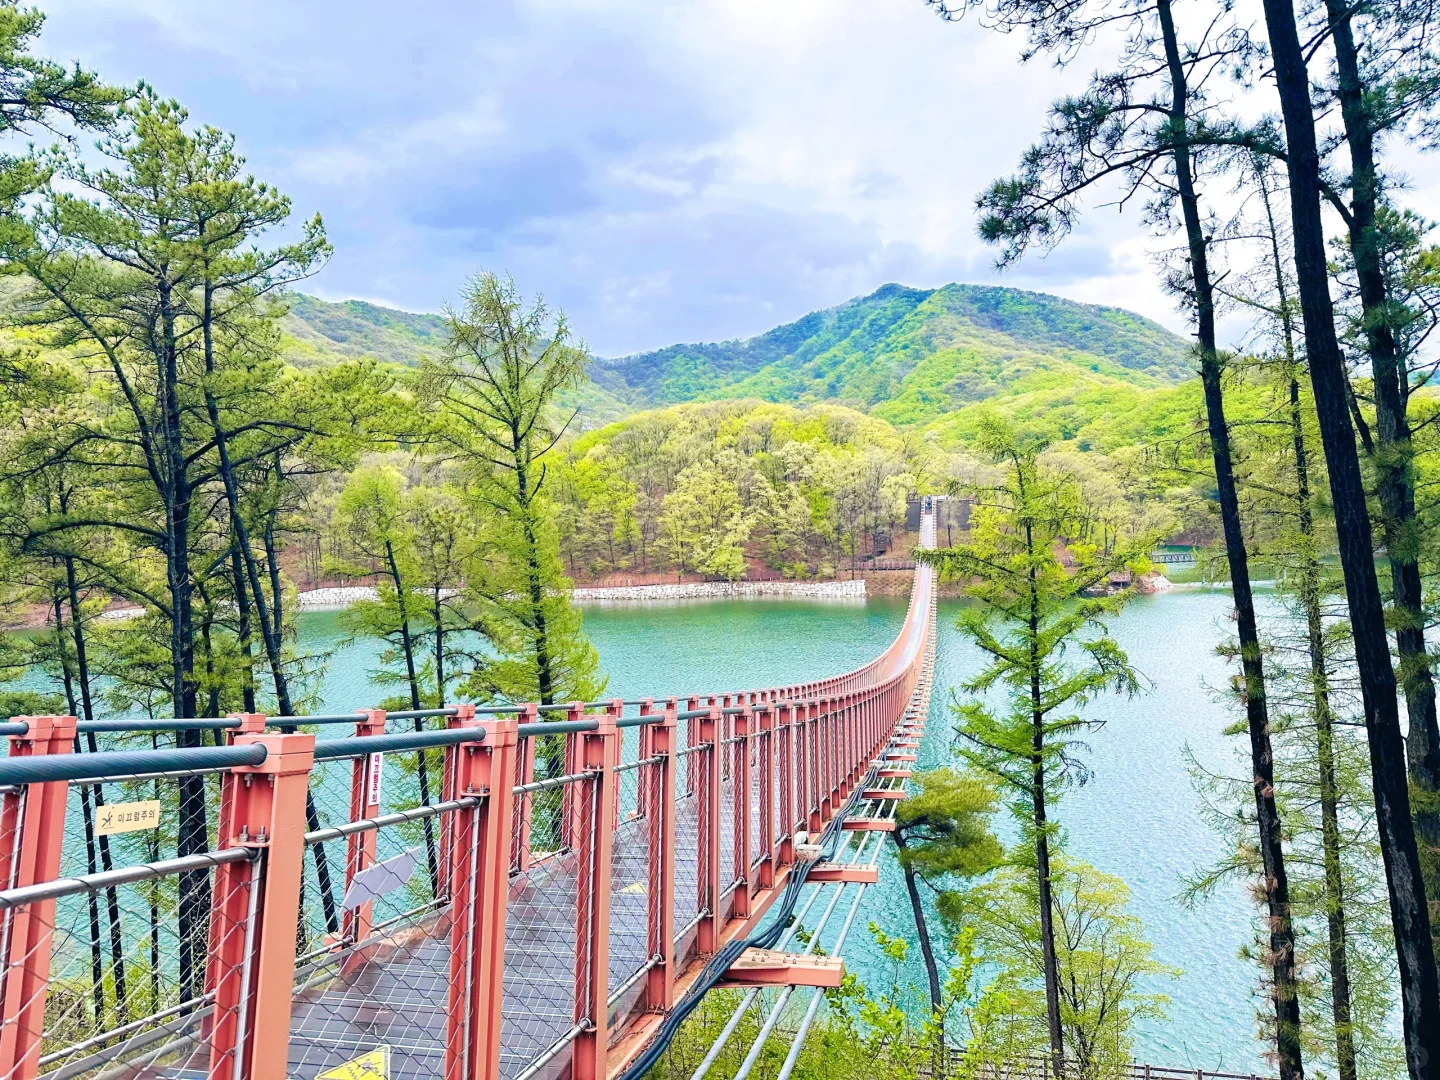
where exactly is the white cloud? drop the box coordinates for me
[32,0,1440,355]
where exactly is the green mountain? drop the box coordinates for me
[595,283,1195,428]
[277,293,449,368]
[277,283,1196,435]
[276,292,633,426]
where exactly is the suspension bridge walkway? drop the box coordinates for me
[0,514,939,1080]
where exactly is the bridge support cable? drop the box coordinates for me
[686,832,865,1080]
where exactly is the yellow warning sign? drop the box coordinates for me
[96,800,160,836]
[316,1047,389,1080]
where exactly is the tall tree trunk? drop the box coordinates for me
[1258,0,1440,1072]
[433,589,446,707]
[383,541,439,893]
[1292,376,1359,1080]
[157,275,208,1009]
[229,536,257,714]
[52,588,107,1031]
[894,831,943,1017]
[63,556,128,1023]
[1259,165,1360,1080]
[196,281,338,936]
[1155,7,1304,1075]
[1025,516,1066,1079]
[1324,0,1440,950]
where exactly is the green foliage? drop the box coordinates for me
[943,859,1176,1080]
[924,416,1148,831]
[422,272,603,705]
[894,769,1004,880]
[601,283,1194,417]
[556,399,924,581]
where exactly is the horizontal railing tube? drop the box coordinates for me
[311,726,488,760]
[0,742,268,787]
[516,719,599,737]
[75,719,240,734]
[0,848,256,909]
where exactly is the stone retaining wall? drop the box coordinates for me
[573,579,866,602]
[96,579,868,620]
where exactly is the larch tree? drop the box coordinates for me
[919,415,1145,1079]
[421,272,603,708]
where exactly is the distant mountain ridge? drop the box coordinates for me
[278,283,1196,431]
[595,283,1194,427]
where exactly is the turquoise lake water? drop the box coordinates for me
[297,589,1264,1072]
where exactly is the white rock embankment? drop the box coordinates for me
[93,579,864,620]
[572,579,866,602]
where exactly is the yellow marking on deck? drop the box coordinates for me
[317,1047,389,1080]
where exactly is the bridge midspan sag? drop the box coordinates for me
[0,514,939,1080]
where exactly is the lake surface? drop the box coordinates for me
[298,589,1264,1072]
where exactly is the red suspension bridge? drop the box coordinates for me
[0,514,939,1080]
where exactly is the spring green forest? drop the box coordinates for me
[3,1,1440,1080]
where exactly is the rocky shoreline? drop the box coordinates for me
[91,579,867,621]
[572,579,866,601]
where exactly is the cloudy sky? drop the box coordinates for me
[33,0,1440,357]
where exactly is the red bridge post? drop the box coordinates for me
[207,731,315,1080]
[732,705,751,919]
[443,707,516,1080]
[776,702,794,868]
[0,715,75,1080]
[511,702,537,874]
[342,708,386,950]
[573,711,617,1080]
[755,703,775,891]
[645,700,678,1013]
[697,704,723,955]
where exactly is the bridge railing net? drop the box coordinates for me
[0,831,257,1080]
[286,794,480,1080]
[500,729,589,1080]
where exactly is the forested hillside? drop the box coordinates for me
[595,282,1195,422]
[279,283,1198,435]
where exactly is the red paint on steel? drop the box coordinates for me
[0,715,75,1080]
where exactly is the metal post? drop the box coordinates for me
[0,715,76,1080]
[732,706,752,919]
[684,695,700,795]
[824,696,835,821]
[341,708,386,949]
[560,701,586,850]
[443,709,516,1080]
[755,705,774,891]
[511,702,538,874]
[806,702,822,834]
[776,703,794,868]
[636,698,657,817]
[207,731,315,1080]
[572,712,618,1080]
[646,702,678,1012]
[697,706,723,955]
[607,698,624,830]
